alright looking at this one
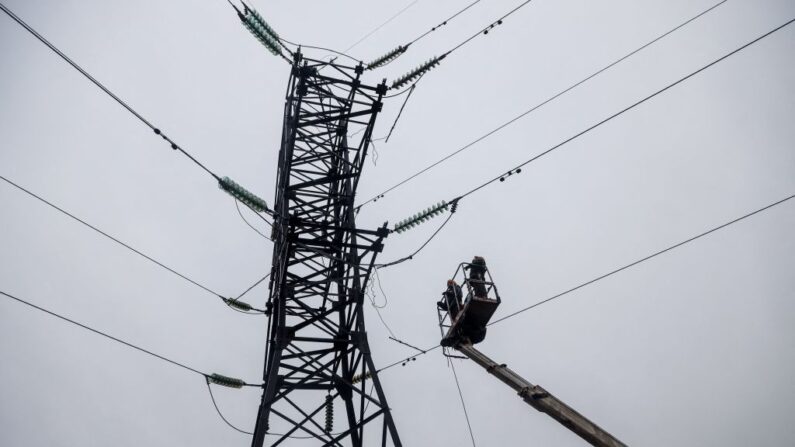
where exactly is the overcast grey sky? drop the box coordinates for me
[1,0,794,446]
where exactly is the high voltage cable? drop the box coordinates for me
[450,362,477,447]
[344,0,422,53]
[0,2,220,183]
[446,0,533,56]
[365,0,483,70]
[1,1,275,232]
[0,175,266,314]
[377,16,793,264]
[489,192,795,326]
[234,199,274,241]
[385,0,534,87]
[374,193,794,371]
[450,17,794,204]
[358,0,728,208]
[408,0,484,46]
[0,289,207,377]
[206,380,257,436]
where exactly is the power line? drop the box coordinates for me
[450,362,477,447]
[489,192,795,326]
[376,344,442,373]
[358,0,728,208]
[452,17,794,203]
[0,289,207,377]
[0,2,221,182]
[408,0,484,46]
[234,198,274,240]
[206,379,255,435]
[344,0,421,53]
[0,175,222,298]
[1,175,267,314]
[234,273,271,301]
[445,0,534,56]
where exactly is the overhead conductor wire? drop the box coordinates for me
[0,290,207,377]
[377,17,793,270]
[451,362,477,447]
[0,175,267,314]
[1,1,275,229]
[0,2,219,182]
[344,0,421,53]
[373,193,795,371]
[450,17,795,204]
[407,0,484,46]
[489,192,795,326]
[358,0,728,208]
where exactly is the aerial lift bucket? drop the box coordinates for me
[437,256,501,347]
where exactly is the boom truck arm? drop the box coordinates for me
[437,257,627,447]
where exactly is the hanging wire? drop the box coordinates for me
[444,0,534,57]
[279,37,362,64]
[408,0,484,46]
[357,0,728,208]
[344,0,421,53]
[206,379,254,435]
[1,289,208,376]
[388,337,427,354]
[384,83,417,143]
[450,362,478,447]
[233,273,271,302]
[234,198,273,240]
[451,17,795,203]
[0,175,268,315]
[0,2,221,182]
[376,345,442,373]
[489,192,795,326]
[375,200,458,269]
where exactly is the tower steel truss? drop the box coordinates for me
[251,52,401,447]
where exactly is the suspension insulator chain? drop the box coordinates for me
[366,45,409,70]
[324,394,334,433]
[391,54,446,89]
[351,371,373,384]
[392,201,450,234]
[219,176,270,213]
[237,4,282,56]
[207,373,247,389]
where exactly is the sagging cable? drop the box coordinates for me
[392,200,449,234]
[391,55,446,89]
[219,176,270,213]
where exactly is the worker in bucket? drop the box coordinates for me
[437,279,464,320]
[468,256,489,299]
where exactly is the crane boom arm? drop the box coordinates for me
[456,344,627,447]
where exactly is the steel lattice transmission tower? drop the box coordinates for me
[251,52,401,447]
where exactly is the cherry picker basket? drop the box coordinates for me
[437,256,501,347]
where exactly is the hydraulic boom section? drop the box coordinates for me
[436,257,628,447]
